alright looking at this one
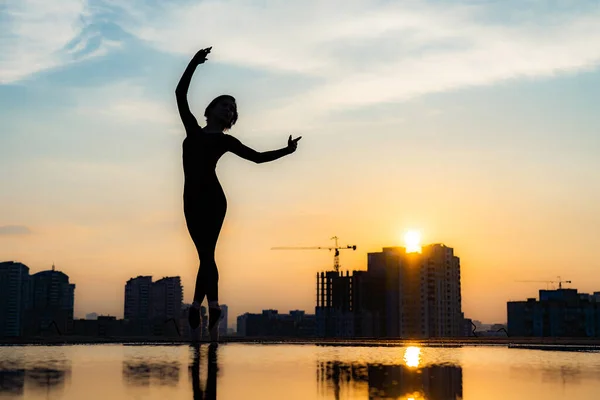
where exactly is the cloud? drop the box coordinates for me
[108,0,600,124]
[0,225,31,235]
[72,81,177,127]
[5,0,600,126]
[0,0,121,84]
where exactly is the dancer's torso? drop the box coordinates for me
[182,131,230,208]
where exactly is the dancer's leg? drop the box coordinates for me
[186,200,225,333]
[194,248,219,304]
[200,244,222,341]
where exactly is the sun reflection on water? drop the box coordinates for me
[403,346,421,368]
[404,393,425,400]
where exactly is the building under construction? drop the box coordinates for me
[316,270,382,337]
[316,244,463,338]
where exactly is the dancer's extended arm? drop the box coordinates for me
[176,47,211,133]
[227,135,301,164]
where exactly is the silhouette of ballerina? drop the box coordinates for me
[176,47,301,341]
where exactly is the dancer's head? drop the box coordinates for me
[204,95,238,130]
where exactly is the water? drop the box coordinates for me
[1,343,600,399]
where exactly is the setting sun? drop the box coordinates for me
[403,230,422,253]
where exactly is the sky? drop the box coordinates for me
[2,0,600,326]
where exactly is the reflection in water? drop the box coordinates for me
[189,343,218,400]
[122,358,180,387]
[0,355,71,397]
[404,347,421,368]
[4,344,600,399]
[0,366,25,395]
[511,364,593,386]
[318,347,462,400]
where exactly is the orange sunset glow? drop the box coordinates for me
[2,0,600,331]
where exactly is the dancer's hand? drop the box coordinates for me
[287,135,302,153]
[192,47,212,65]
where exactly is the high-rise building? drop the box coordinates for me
[125,276,184,336]
[124,276,153,321]
[316,243,463,338]
[0,261,30,337]
[151,276,183,321]
[124,276,153,334]
[369,244,462,338]
[219,304,229,337]
[419,244,462,338]
[25,265,75,335]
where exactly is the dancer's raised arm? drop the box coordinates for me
[227,135,301,164]
[176,47,211,133]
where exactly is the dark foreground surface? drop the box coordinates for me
[1,342,599,399]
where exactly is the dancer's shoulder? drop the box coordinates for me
[223,133,240,144]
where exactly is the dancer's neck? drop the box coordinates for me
[203,121,225,134]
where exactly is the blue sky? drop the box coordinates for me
[2,0,600,322]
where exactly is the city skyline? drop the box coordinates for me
[0,232,584,325]
[6,257,600,339]
[3,1,600,325]
[0,238,544,327]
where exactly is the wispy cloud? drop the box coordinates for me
[0,0,121,84]
[109,0,600,123]
[0,225,31,235]
[72,81,177,127]
[4,0,600,126]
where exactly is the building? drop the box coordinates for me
[24,265,75,336]
[124,276,153,322]
[151,276,183,321]
[124,276,153,334]
[73,315,123,337]
[288,309,317,337]
[316,244,463,338]
[508,288,600,337]
[237,309,316,337]
[417,244,462,338]
[124,275,183,336]
[150,276,182,336]
[179,303,191,338]
[316,270,379,337]
[219,304,229,337]
[0,261,30,337]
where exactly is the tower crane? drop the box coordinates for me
[271,236,357,273]
[515,276,572,290]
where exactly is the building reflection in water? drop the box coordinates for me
[0,357,71,397]
[0,364,25,396]
[317,346,463,400]
[122,356,181,387]
[189,343,218,400]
